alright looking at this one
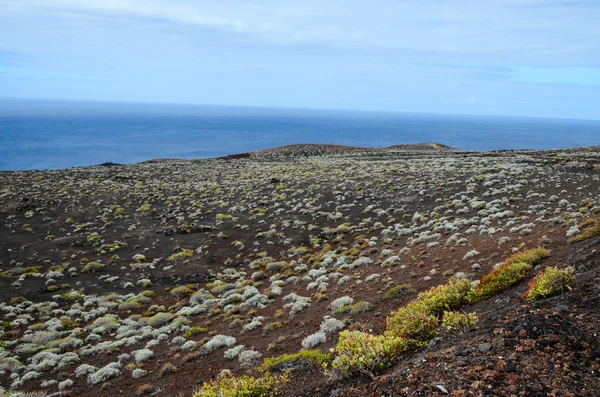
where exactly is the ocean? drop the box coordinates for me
[1,98,599,171]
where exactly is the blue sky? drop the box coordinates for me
[1,0,599,119]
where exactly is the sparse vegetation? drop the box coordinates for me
[522,266,574,301]
[192,372,289,397]
[568,220,600,244]
[470,248,550,301]
[441,311,479,334]
[260,350,332,372]
[385,283,415,300]
[332,330,407,377]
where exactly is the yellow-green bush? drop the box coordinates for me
[384,301,438,347]
[522,266,574,301]
[168,249,194,261]
[416,278,473,314]
[441,311,478,334]
[568,221,600,244]
[385,284,415,300]
[183,326,209,338]
[470,248,550,302]
[81,261,105,273]
[332,330,407,377]
[171,284,195,299]
[504,248,550,266]
[260,350,331,372]
[470,261,531,302]
[192,372,289,397]
[334,301,370,315]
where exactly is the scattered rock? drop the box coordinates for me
[478,343,493,353]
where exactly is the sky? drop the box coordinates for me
[1,0,599,119]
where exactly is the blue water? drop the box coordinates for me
[1,98,599,171]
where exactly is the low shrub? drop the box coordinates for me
[568,221,600,244]
[471,261,531,301]
[159,362,177,378]
[81,261,104,273]
[260,350,332,372]
[170,285,195,299]
[262,322,283,335]
[146,312,174,327]
[332,330,407,377]
[522,266,574,301]
[470,248,550,302]
[193,372,289,397]
[416,278,473,314]
[301,332,327,349]
[385,284,415,300]
[183,326,209,338]
[136,383,154,395]
[384,302,438,347]
[504,248,550,266]
[168,250,194,261]
[334,301,370,315]
[441,311,478,334]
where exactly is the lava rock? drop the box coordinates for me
[478,343,493,353]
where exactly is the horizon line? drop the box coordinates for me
[1,95,599,123]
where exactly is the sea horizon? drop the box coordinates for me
[1,97,599,171]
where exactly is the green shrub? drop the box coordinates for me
[193,372,289,397]
[504,248,550,266]
[170,285,195,299]
[146,312,174,327]
[385,284,415,300]
[384,301,438,347]
[470,248,550,302]
[416,278,473,314]
[441,311,478,334]
[118,300,142,311]
[21,266,42,275]
[183,326,208,338]
[522,266,574,301]
[81,261,105,273]
[471,261,531,301]
[262,322,283,335]
[260,350,331,372]
[568,221,600,244]
[334,301,370,315]
[332,330,407,377]
[265,262,287,273]
[168,250,194,261]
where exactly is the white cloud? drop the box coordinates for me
[2,0,599,66]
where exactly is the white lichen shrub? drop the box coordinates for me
[224,345,245,360]
[181,341,197,351]
[463,250,480,260]
[58,379,73,391]
[87,362,121,385]
[238,349,262,369]
[282,293,311,317]
[320,317,345,335]
[381,256,400,267]
[243,319,263,332]
[131,368,147,379]
[240,294,269,310]
[365,273,380,282]
[75,364,97,378]
[171,336,186,345]
[204,335,236,353]
[132,348,154,363]
[301,331,327,349]
[330,296,353,311]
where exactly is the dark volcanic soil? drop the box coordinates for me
[1,143,599,397]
